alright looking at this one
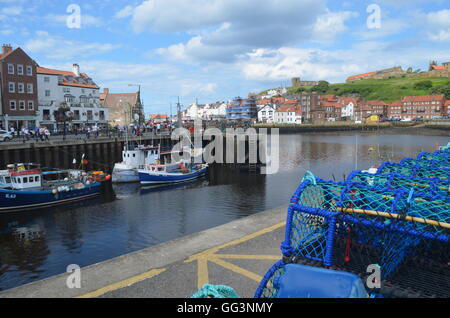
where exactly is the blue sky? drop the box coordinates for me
[1,0,450,115]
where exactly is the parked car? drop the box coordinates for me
[0,130,13,142]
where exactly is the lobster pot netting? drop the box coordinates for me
[401,158,450,169]
[378,162,450,180]
[418,150,450,163]
[349,171,450,197]
[281,179,450,297]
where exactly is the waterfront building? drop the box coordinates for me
[400,95,446,120]
[387,100,402,120]
[0,44,39,130]
[338,97,359,121]
[100,88,143,126]
[274,106,302,124]
[257,105,276,123]
[37,64,108,131]
[226,96,257,121]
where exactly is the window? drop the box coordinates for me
[19,100,25,110]
[26,65,32,76]
[8,82,15,93]
[9,100,16,110]
[27,83,33,94]
[18,83,25,93]
[29,177,34,182]
[44,76,50,82]
[63,87,70,93]
[7,64,14,74]
[28,101,34,110]
[17,65,24,75]
[23,177,28,184]
[35,176,39,182]
[45,90,50,97]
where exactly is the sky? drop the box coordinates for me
[1,0,450,115]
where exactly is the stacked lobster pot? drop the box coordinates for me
[255,147,450,298]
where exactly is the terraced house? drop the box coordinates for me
[37,64,109,131]
[400,95,445,120]
[0,44,38,130]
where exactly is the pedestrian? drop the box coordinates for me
[86,127,91,139]
[93,125,99,138]
[44,128,50,141]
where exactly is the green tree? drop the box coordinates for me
[311,81,330,93]
[413,80,433,90]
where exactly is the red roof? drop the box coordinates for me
[60,81,99,89]
[37,67,75,77]
[431,65,446,71]
[276,105,301,114]
[347,72,376,82]
[402,95,445,103]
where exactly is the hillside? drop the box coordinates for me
[286,77,450,102]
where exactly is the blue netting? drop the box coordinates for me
[257,146,450,298]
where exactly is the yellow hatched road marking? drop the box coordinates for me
[197,258,209,289]
[209,258,263,283]
[185,221,286,263]
[76,268,166,298]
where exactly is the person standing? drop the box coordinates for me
[86,126,91,139]
[44,128,50,141]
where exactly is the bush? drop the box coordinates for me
[413,80,433,90]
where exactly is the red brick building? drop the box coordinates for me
[0,44,38,130]
[401,95,445,120]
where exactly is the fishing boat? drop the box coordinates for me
[138,161,208,185]
[0,163,109,212]
[112,145,161,183]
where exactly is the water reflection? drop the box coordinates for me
[0,132,448,291]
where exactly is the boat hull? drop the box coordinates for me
[138,166,208,185]
[112,168,139,183]
[0,182,101,212]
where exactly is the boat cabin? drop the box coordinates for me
[10,170,42,190]
[122,145,161,169]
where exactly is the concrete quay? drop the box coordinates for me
[0,205,287,298]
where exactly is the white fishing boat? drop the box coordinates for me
[112,145,160,183]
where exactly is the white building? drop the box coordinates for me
[260,87,287,99]
[184,102,227,120]
[274,106,302,124]
[257,105,275,123]
[339,97,357,120]
[37,64,109,131]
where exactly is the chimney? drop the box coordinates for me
[103,88,109,95]
[72,63,80,77]
[2,44,12,55]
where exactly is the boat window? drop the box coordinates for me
[5,177,10,183]
[158,167,163,171]
[35,176,39,182]
[133,154,136,157]
[29,177,34,182]
[18,177,22,183]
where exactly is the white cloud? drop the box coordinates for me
[24,31,121,60]
[140,0,356,63]
[238,42,450,83]
[422,9,450,43]
[115,5,135,19]
[312,11,358,42]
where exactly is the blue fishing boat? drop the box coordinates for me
[138,162,208,185]
[0,164,108,212]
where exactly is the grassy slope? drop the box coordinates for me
[325,77,450,103]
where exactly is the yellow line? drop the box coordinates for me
[209,258,263,283]
[76,268,166,298]
[185,221,286,263]
[214,254,280,260]
[197,258,209,290]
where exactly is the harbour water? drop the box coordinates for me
[0,132,448,291]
